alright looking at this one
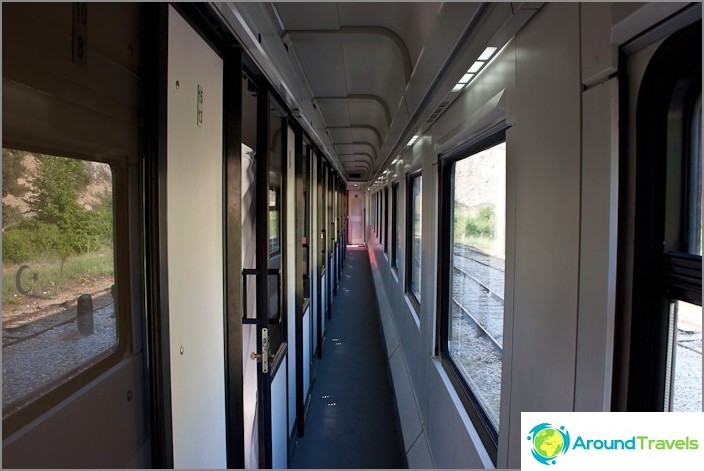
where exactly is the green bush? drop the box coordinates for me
[2,228,35,264]
[2,154,114,274]
[454,205,496,242]
[2,205,24,230]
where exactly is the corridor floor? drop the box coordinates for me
[290,247,406,469]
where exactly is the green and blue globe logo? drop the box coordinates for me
[527,423,571,465]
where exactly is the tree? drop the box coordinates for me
[2,204,24,230]
[25,155,94,277]
[2,148,29,196]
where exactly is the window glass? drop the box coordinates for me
[378,192,381,236]
[383,187,388,252]
[377,193,380,236]
[2,149,117,417]
[409,175,422,303]
[269,188,280,255]
[665,300,702,411]
[448,142,506,428]
[663,91,702,412]
[392,183,399,268]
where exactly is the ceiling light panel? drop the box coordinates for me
[478,46,497,61]
[468,61,484,73]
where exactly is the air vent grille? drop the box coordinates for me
[424,100,450,125]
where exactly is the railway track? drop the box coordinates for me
[453,249,505,274]
[452,264,504,303]
[451,296,503,353]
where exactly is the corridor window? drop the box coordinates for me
[392,183,399,269]
[439,136,505,459]
[661,87,701,412]
[383,187,389,253]
[406,173,422,305]
[624,24,702,413]
[2,149,121,420]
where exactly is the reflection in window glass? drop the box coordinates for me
[392,183,399,269]
[448,142,505,428]
[383,187,388,252]
[409,175,422,303]
[666,300,702,411]
[269,188,280,255]
[688,95,701,256]
[2,149,117,417]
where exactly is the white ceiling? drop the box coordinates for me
[215,2,541,187]
[274,2,441,182]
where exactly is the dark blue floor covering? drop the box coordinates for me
[290,247,406,469]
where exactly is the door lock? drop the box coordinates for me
[250,327,271,373]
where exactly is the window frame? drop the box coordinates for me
[437,130,506,463]
[405,170,423,310]
[383,186,389,253]
[621,21,702,412]
[391,182,399,270]
[372,193,375,235]
[2,150,132,436]
[377,191,380,237]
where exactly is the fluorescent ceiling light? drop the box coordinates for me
[478,46,497,61]
[468,61,484,73]
[407,135,419,146]
[452,83,464,92]
[459,73,474,84]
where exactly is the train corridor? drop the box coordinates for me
[291,247,406,468]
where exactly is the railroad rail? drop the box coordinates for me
[451,296,503,353]
[452,264,504,303]
[453,249,505,274]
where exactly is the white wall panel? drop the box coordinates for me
[271,359,288,469]
[581,3,618,86]
[575,79,619,411]
[286,128,297,437]
[389,348,423,452]
[406,430,435,469]
[303,307,311,399]
[506,3,581,466]
[321,273,327,334]
[166,6,226,468]
[427,360,494,469]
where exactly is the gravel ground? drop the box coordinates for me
[454,244,505,298]
[673,333,702,411]
[449,301,502,427]
[449,243,703,417]
[2,303,116,415]
[449,243,505,427]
